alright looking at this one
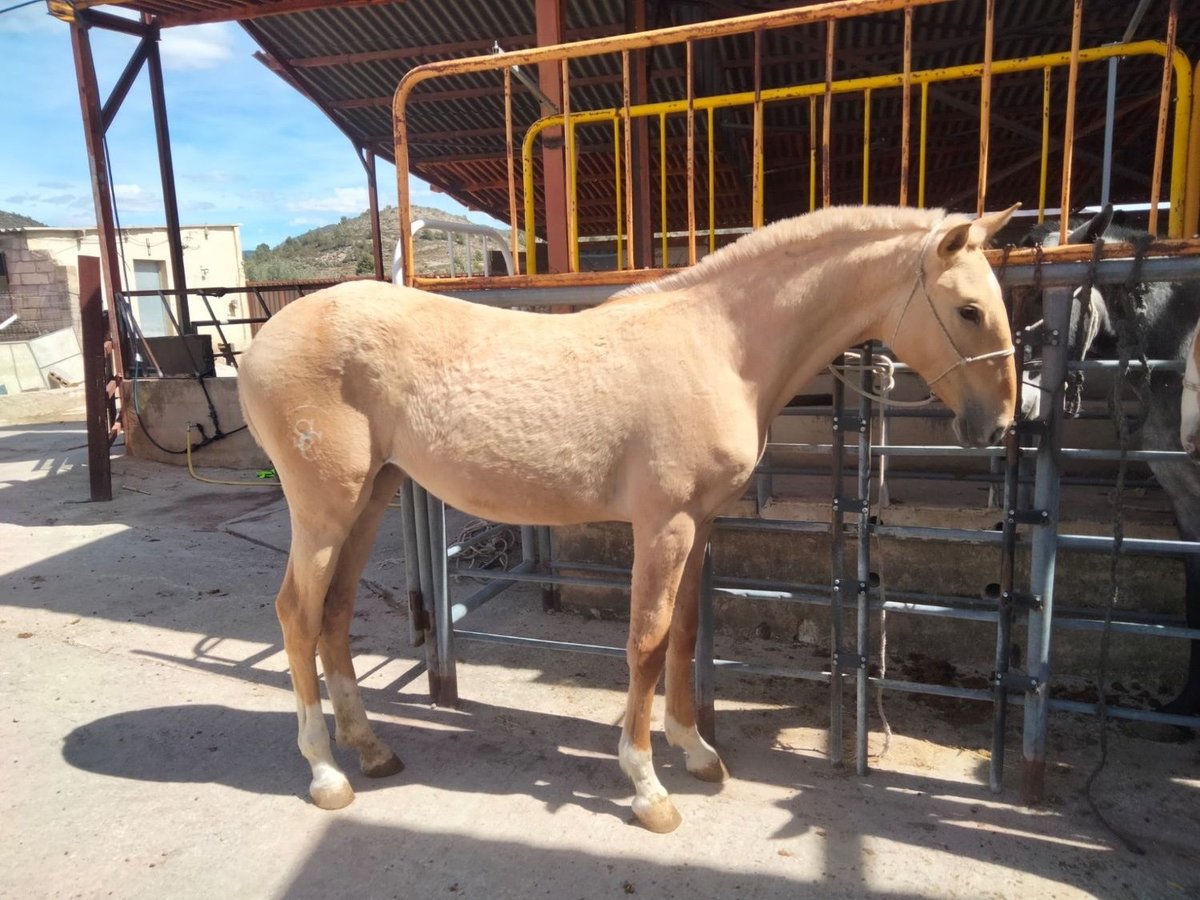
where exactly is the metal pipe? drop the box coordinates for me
[855,345,873,775]
[821,19,834,208]
[686,38,697,266]
[752,28,765,228]
[400,481,424,648]
[450,560,536,623]
[429,493,458,705]
[829,353,847,768]
[976,0,994,215]
[1022,287,1071,802]
[1039,67,1051,222]
[899,2,911,205]
[1057,0,1083,244]
[1147,0,1178,236]
[1101,57,1117,207]
[504,67,520,275]
[861,87,872,205]
[696,543,716,744]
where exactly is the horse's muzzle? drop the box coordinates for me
[953,410,1010,449]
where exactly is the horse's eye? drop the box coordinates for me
[958,305,982,324]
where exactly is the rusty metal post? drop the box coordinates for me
[357,144,385,280]
[536,0,569,273]
[79,256,112,502]
[70,20,126,387]
[145,23,190,332]
[625,0,654,268]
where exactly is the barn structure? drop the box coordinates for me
[48,0,1200,803]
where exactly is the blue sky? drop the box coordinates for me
[0,3,479,249]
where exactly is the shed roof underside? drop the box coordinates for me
[62,1,1200,239]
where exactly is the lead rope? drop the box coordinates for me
[1083,236,1147,857]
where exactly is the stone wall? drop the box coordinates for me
[0,235,78,339]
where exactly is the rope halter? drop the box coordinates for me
[889,221,1015,388]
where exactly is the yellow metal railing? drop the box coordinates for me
[391,0,956,286]
[521,39,1193,273]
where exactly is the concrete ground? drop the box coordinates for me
[3,418,1200,899]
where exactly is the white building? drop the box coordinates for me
[0,224,249,392]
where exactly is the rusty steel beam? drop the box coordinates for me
[145,25,190,333]
[100,33,152,132]
[536,0,569,274]
[357,144,386,280]
[70,20,127,387]
[79,255,112,502]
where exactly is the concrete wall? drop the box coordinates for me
[121,376,268,470]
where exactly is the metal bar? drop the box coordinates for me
[622,50,636,270]
[357,145,384,281]
[899,2,911,206]
[429,493,458,705]
[450,561,536,624]
[821,19,834,208]
[399,481,424,648]
[708,106,716,253]
[861,87,871,204]
[685,39,697,266]
[1057,0,1083,244]
[855,345,873,775]
[1100,58,1117,208]
[1040,67,1051,222]
[976,0,994,215]
[752,28,765,228]
[538,525,559,611]
[829,353,847,768]
[504,68,520,275]
[696,543,716,744]
[613,118,624,269]
[1186,64,1200,239]
[918,81,928,207]
[410,485,441,700]
[1147,0,1178,236]
[100,34,151,133]
[70,21,127,391]
[562,58,579,274]
[79,255,112,501]
[659,111,668,262]
[1022,287,1071,802]
[809,97,818,211]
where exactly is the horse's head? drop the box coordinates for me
[887,205,1020,448]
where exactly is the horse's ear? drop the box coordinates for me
[972,202,1022,243]
[936,222,972,260]
[937,203,1021,261]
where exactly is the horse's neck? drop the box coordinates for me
[700,234,911,422]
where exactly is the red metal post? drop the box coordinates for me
[536,0,569,273]
[70,20,127,391]
[145,24,190,332]
[625,0,654,267]
[358,144,385,280]
[79,255,112,501]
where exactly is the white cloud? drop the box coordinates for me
[285,187,368,215]
[159,23,235,71]
[112,182,162,212]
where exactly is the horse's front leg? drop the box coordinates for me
[621,512,696,833]
[664,520,729,782]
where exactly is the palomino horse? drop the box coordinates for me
[1184,320,1200,461]
[237,204,1018,831]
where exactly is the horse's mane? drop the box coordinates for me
[613,205,959,298]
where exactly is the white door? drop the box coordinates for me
[133,259,170,337]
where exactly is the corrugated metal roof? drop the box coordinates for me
[74,1,1200,239]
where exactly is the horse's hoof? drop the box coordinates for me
[634,797,683,834]
[688,757,730,783]
[310,774,355,810]
[363,752,406,779]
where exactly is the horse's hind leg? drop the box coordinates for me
[318,464,408,777]
[276,510,357,810]
[621,512,696,833]
[664,522,729,783]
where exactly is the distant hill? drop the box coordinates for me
[0,210,46,229]
[244,205,513,282]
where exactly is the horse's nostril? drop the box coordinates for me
[987,425,1007,446]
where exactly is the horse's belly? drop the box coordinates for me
[400,452,620,527]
